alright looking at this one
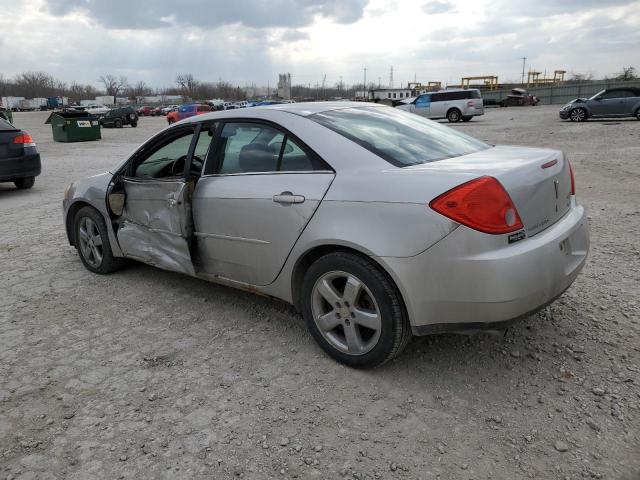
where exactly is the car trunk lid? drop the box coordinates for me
[408,145,573,237]
[0,129,22,159]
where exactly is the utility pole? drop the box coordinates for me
[521,57,526,85]
[363,67,367,100]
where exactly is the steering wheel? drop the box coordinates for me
[190,155,204,175]
[168,155,205,177]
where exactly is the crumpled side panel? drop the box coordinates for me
[118,220,195,276]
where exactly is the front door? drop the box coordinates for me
[590,90,624,116]
[114,126,211,275]
[413,94,431,117]
[192,121,335,286]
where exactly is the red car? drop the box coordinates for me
[136,106,153,116]
[166,104,212,124]
[501,88,539,107]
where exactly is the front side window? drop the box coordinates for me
[415,94,431,107]
[310,106,489,167]
[133,131,194,178]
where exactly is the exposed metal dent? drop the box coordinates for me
[117,179,195,276]
[118,221,195,276]
[194,231,270,245]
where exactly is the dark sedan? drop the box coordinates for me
[559,88,640,121]
[0,118,41,189]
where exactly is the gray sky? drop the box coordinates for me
[1,0,639,89]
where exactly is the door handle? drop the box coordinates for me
[273,191,305,204]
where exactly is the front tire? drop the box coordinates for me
[74,206,124,274]
[301,252,411,368]
[569,108,587,122]
[447,108,461,123]
[14,176,35,189]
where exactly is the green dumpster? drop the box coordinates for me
[0,108,12,124]
[45,111,101,142]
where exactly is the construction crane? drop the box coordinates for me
[460,76,499,90]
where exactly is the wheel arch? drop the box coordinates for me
[290,244,409,320]
[65,200,94,246]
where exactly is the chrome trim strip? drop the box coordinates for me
[199,170,334,178]
[194,231,270,244]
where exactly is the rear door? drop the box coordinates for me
[192,121,335,285]
[114,125,211,275]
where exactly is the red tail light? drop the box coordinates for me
[467,101,475,107]
[13,133,35,147]
[568,160,575,195]
[429,176,523,234]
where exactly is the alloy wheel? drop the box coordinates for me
[311,271,382,355]
[78,217,103,268]
[570,109,586,122]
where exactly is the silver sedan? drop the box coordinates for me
[62,102,589,368]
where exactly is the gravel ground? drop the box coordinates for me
[1,106,639,480]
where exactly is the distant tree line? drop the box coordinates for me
[1,66,637,103]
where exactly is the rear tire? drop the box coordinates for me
[447,108,461,123]
[569,108,587,122]
[300,252,411,369]
[130,121,137,128]
[14,176,35,189]
[461,116,472,122]
[114,119,122,128]
[74,206,124,274]
[635,108,640,120]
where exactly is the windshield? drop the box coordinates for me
[310,106,489,167]
[589,90,606,100]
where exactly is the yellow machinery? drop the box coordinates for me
[461,76,499,90]
[527,70,566,86]
[408,81,442,92]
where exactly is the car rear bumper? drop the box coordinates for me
[378,201,589,334]
[0,153,41,181]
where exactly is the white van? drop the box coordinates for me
[396,88,484,122]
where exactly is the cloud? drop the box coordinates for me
[280,29,310,42]
[422,0,456,14]
[42,0,369,29]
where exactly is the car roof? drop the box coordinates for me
[183,101,382,123]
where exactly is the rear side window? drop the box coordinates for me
[214,122,326,174]
[310,106,489,167]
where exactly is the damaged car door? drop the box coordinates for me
[112,126,207,275]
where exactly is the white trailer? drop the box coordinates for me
[1,96,25,110]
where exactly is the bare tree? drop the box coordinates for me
[14,71,56,98]
[568,71,593,82]
[127,80,152,99]
[175,73,199,100]
[615,66,637,81]
[98,74,129,100]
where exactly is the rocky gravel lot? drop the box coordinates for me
[1,106,639,480]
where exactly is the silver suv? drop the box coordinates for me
[395,88,484,122]
[559,88,640,122]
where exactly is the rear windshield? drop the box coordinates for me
[0,118,16,131]
[310,106,489,167]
